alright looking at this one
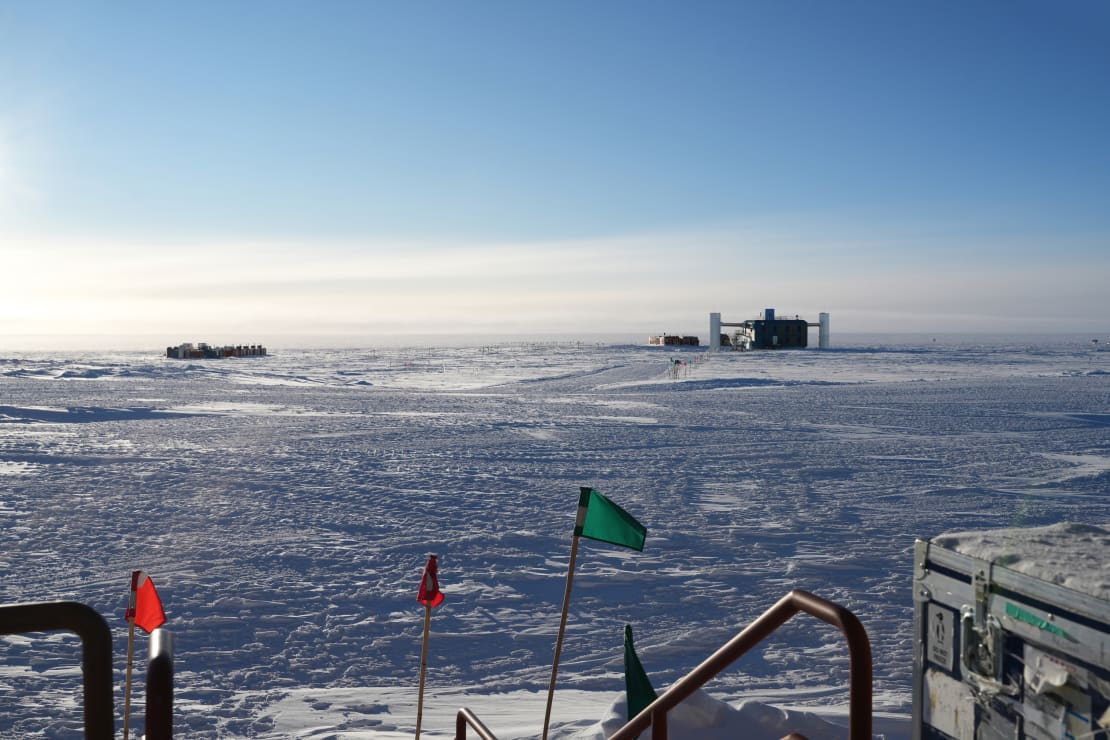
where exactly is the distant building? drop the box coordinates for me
[648,335,700,346]
[710,309,830,351]
[166,342,267,359]
[732,309,809,349]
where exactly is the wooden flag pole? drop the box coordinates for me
[123,594,137,740]
[542,533,581,740]
[415,601,433,739]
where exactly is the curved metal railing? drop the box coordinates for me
[3,591,868,740]
[0,601,115,739]
[455,706,499,739]
[607,589,871,740]
[455,589,871,740]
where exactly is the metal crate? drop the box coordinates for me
[912,527,1110,740]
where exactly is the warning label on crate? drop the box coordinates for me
[927,603,955,672]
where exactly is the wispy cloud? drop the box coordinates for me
[3,222,1108,338]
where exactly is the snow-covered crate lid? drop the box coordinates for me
[925,522,1110,605]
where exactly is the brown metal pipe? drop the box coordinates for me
[455,706,499,740]
[651,706,668,740]
[607,590,871,740]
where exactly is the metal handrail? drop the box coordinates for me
[146,628,174,739]
[0,601,115,739]
[455,706,498,740]
[607,590,872,740]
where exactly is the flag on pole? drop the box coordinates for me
[624,624,658,723]
[574,487,646,551]
[127,570,166,634]
[415,554,443,739]
[543,490,649,739]
[416,554,444,608]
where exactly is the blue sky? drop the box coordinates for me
[2,2,1109,343]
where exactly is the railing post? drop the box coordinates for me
[788,591,872,740]
[0,601,114,739]
[651,706,668,740]
[146,628,174,739]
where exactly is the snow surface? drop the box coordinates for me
[930,521,1110,599]
[2,335,1108,738]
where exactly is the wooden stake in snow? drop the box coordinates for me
[416,601,433,739]
[123,613,137,740]
[542,531,581,740]
[415,554,444,739]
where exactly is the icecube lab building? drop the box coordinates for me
[709,309,830,350]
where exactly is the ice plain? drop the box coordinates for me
[2,334,1108,738]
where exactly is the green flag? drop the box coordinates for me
[574,487,646,551]
[624,625,658,723]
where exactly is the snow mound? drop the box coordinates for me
[931,522,1110,599]
[574,689,854,740]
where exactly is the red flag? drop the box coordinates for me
[416,555,444,608]
[126,570,167,633]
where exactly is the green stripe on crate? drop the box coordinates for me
[1005,602,1074,641]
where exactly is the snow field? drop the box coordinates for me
[1,337,1108,737]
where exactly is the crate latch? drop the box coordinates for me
[961,566,1003,683]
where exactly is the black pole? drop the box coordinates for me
[146,628,174,739]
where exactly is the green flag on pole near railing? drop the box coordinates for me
[624,624,658,723]
[574,487,647,551]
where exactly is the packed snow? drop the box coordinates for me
[930,521,1110,600]
[2,334,1108,738]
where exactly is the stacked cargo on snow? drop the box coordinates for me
[647,335,700,346]
[166,342,267,359]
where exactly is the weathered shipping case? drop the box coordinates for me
[912,524,1110,740]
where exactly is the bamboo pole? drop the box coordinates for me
[542,534,581,740]
[122,609,136,740]
[415,602,433,739]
